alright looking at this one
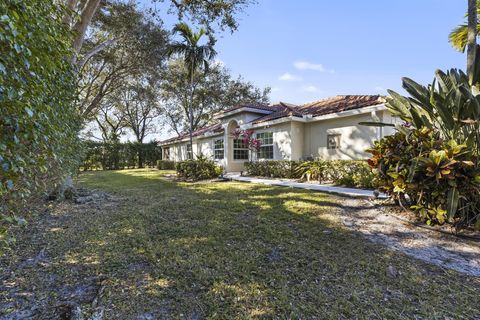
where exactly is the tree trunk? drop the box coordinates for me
[188,65,195,159]
[467,0,477,83]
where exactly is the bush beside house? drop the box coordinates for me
[244,160,378,189]
[176,157,222,181]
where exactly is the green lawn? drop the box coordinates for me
[3,169,479,319]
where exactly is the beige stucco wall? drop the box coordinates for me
[162,108,393,170]
[303,112,380,160]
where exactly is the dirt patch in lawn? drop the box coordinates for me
[325,197,480,277]
[0,189,124,319]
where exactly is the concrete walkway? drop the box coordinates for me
[225,174,388,199]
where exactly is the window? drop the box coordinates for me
[214,139,224,160]
[233,139,249,160]
[186,144,193,159]
[163,147,170,160]
[327,134,341,149]
[256,132,274,159]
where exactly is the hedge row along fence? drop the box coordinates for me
[244,160,379,189]
[81,141,162,171]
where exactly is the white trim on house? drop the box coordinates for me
[214,107,272,119]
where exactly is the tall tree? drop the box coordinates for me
[467,0,478,82]
[119,81,160,143]
[160,60,270,135]
[166,23,217,157]
[63,0,255,67]
[77,2,168,119]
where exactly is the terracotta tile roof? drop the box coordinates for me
[298,95,384,117]
[252,95,384,124]
[159,122,224,144]
[252,102,302,124]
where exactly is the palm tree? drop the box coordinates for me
[449,0,478,81]
[167,22,217,159]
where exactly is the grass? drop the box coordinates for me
[3,168,480,319]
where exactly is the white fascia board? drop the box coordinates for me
[215,107,272,119]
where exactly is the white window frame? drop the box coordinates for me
[233,138,249,161]
[213,139,224,160]
[256,131,274,160]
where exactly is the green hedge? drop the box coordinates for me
[157,160,176,170]
[176,158,222,181]
[1,0,82,247]
[81,141,162,170]
[244,160,378,189]
[244,160,303,178]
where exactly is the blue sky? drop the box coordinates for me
[141,0,469,104]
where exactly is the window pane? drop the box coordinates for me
[214,139,224,149]
[214,149,224,160]
[234,149,249,160]
[256,132,273,145]
[257,145,273,159]
[233,139,248,149]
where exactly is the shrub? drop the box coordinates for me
[368,128,480,228]
[1,0,81,249]
[244,161,302,178]
[157,160,176,170]
[176,156,221,181]
[244,160,378,188]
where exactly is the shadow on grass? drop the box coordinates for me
[24,169,479,318]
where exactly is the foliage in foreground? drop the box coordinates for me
[176,156,222,181]
[368,65,480,229]
[368,128,480,228]
[244,160,378,189]
[0,0,81,248]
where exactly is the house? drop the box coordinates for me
[159,95,398,172]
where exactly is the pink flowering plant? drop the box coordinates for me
[232,128,262,161]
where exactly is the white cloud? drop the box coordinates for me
[279,72,302,81]
[294,60,335,73]
[302,85,318,92]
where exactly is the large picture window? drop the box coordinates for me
[233,139,249,160]
[214,139,224,160]
[256,132,274,159]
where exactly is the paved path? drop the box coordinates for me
[225,174,388,199]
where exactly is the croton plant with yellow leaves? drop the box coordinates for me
[365,65,480,229]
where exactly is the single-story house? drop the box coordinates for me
[159,95,399,172]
